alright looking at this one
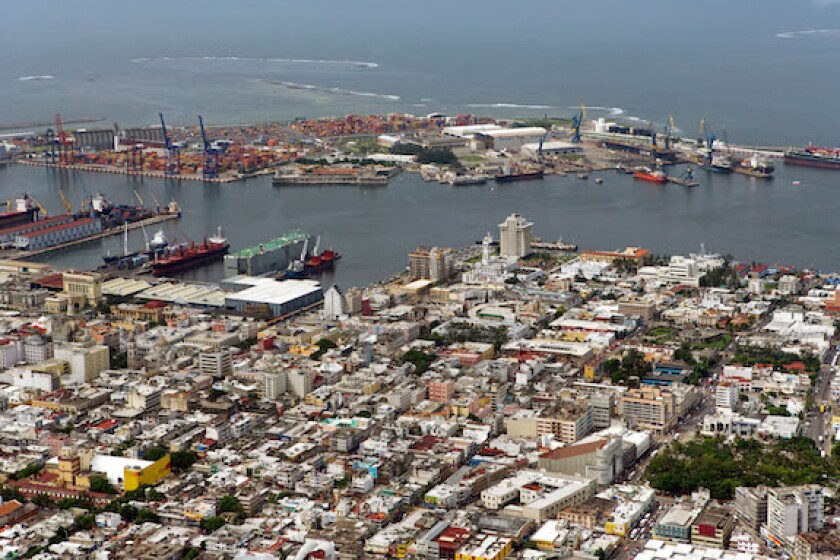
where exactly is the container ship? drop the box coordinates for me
[224,231,309,277]
[495,166,544,182]
[784,146,840,170]
[150,228,229,277]
[278,236,341,279]
[633,167,667,184]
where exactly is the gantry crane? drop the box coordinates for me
[571,105,586,144]
[159,112,181,175]
[198,115,219,180]
[58,188,73,215]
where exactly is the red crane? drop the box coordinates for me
[54,113,73,165]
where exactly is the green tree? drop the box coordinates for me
[89,476,117,495]
[200,516,226,533]
[74,513,96,530]
[119,504,138,522]
[32,495,54,508]
[171,450,199,472]
[401,349,437,374]
[135,509,160,524]
[143,446,168,461]
[218,495,243,514]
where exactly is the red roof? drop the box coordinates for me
[21,218,97,238]
[540,439,607,460]
[0,215,74,236]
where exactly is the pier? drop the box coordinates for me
[11,212,181,259]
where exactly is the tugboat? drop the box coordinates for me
[150,227,229,277]
[633,167,667,184]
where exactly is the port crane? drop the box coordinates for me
[58,188,73,216]
[664,115,676,151]
[134,190,145,207]
[571,105,586,143]
[159,112,181,176]
[700,119,717,165]
[198,115,219,180]
[54,113,74,165]
[30,196,49,218]
[537,129,552,161]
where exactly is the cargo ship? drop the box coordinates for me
[495,166,544,182]
[273,166,389,185]
[698,153,733,174]
[278,236,341,279]
[103,227,169,268]
[734,154,775,178]
[784,146,840,170]
[0,195,39,230]
[633,168,667,184]
[150,228,228,277]
[224,231,309,277]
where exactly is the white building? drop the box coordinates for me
[498,213,533,258]
[323,285,345,320]
[766,486,824,545]
[715,383,739,412]
[199,349,233,378]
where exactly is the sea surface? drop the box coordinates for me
[2,1,840,287]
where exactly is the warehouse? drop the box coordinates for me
[224,277,323,318]
[14,218,102,250]
[522,140,583,159]
[472,127,547,151]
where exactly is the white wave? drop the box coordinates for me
[420,97,433,102]
[133,55,378,68]
[467,102,555,110]
[776,28,840,39]
[266,80,399,101]
[18,75,55,82]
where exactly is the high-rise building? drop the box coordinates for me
[199,349,233,378]
[264,372,286,399]
[620,387,676,435]
[715,383,739,412]
[53,342,110,384]
[734,486,769,530]
[498,213,533,258]
[766,486,824,545]
[408,246,454,282]
[323,285,345,320]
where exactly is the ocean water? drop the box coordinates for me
[3,0,840,144]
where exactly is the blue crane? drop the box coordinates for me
[571,105,585,143]
[159,112,181,176]
[198,115,219,180]
[537,129,551,160]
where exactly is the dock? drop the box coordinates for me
[12,212,181,259]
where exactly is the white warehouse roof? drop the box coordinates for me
[225,277,321,306]
[479,127,547,138]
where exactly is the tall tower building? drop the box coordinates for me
[498,213,533,258]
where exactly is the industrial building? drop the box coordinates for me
[14,218,102,250]
[522,140,583,158]
[472,127,547,151]
[223,276,323,318]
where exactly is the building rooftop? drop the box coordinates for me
[229,231,309,258]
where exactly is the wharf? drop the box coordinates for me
[14,159,248,184]
[11,212,181,259]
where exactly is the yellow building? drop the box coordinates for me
[124,455,171,492]
[455,534,512,560]
[62,271,103,307]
